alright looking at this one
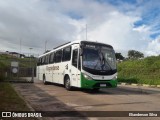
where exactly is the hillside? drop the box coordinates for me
[0,54,37,80]
[118,56,160,85]
[0,54,37,68]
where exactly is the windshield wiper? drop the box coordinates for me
[93,57,101,69]
[93,49,113,71]
[101,53,113,71]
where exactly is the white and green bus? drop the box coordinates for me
[37,40,117,91]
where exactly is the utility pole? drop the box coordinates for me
[20,39,21,57]
[29,47,34,83]
[29,47,32,69]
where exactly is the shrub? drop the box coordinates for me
[117,56,160,85]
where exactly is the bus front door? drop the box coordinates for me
[71,49,79,87]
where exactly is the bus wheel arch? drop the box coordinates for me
[43,74,47,85]
[64,74,72,90]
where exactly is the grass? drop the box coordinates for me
[118,56,160,85]
[0,54,37,81]
[0,82,30,111]
[0,82,37,120]
[0,54,37,69]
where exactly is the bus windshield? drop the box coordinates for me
[82,43,117,75]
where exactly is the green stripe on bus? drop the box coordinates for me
[81,73,117,89]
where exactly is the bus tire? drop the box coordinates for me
[43,74,47,85]
[93,88,100,92]
[64,76,72,90]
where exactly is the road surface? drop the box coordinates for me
[13,80,160,120]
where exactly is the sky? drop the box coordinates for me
[0,0,160,57]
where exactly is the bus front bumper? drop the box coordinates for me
[81,73,117,89]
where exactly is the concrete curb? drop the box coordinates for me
[157,85,160,88]
[150,85,157,87]
[142,84,150,87]
[131,83,138,86]
[120,82,130,85]
[119,82,160,88]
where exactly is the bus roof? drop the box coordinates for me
[39,40,113,57]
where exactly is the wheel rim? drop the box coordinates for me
[43,77,45,83]
[65,78,70,89]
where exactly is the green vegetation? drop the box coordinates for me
[118,56,160,85]
[128,50,144,59]
[0,82,29,111]
[115,53,124,60]
[0,54,37,68]
[0,54,37,81]
[0,82,37,120]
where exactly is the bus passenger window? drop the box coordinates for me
[72,49,78,67]
[49,53,54,63]
[45,55,48,64]
[62,46,71,61]
[55,50,62,63]
[40,58,42,65]
[42,57,45,65]
[37,58,40,66]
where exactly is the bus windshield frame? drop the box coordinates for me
[81,41,117,75]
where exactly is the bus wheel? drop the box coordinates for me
[93,88,100,92]
[65,76,72,90]
[43,75,47,85]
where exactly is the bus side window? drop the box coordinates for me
[39,58,42,66]
[78,53,81,70]
[55,50,62,63]
[47,55,49,64]
[44,56,46,64]
[37,58,40,66]
[72,49,78,68]
[62,46,71,62]
[40,58,42,65]
[45,55,49,64]
[49,52,54,63]
[42,56,45,65]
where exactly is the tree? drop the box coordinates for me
[128,50,144,59]
[115,53,124,60]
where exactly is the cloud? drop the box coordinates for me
[80,11,150,57]
[0,0,159,57]
[146,37,160,56]
[0,0,78,54]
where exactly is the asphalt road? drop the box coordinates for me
[13,80,160,120]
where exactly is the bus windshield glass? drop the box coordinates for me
[82,42,117,75]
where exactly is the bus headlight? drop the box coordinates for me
[84,74,93,80]
[112,76,117,80]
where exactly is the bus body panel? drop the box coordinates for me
[36,40,118,90]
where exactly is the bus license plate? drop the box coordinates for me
[100,84,106,87]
